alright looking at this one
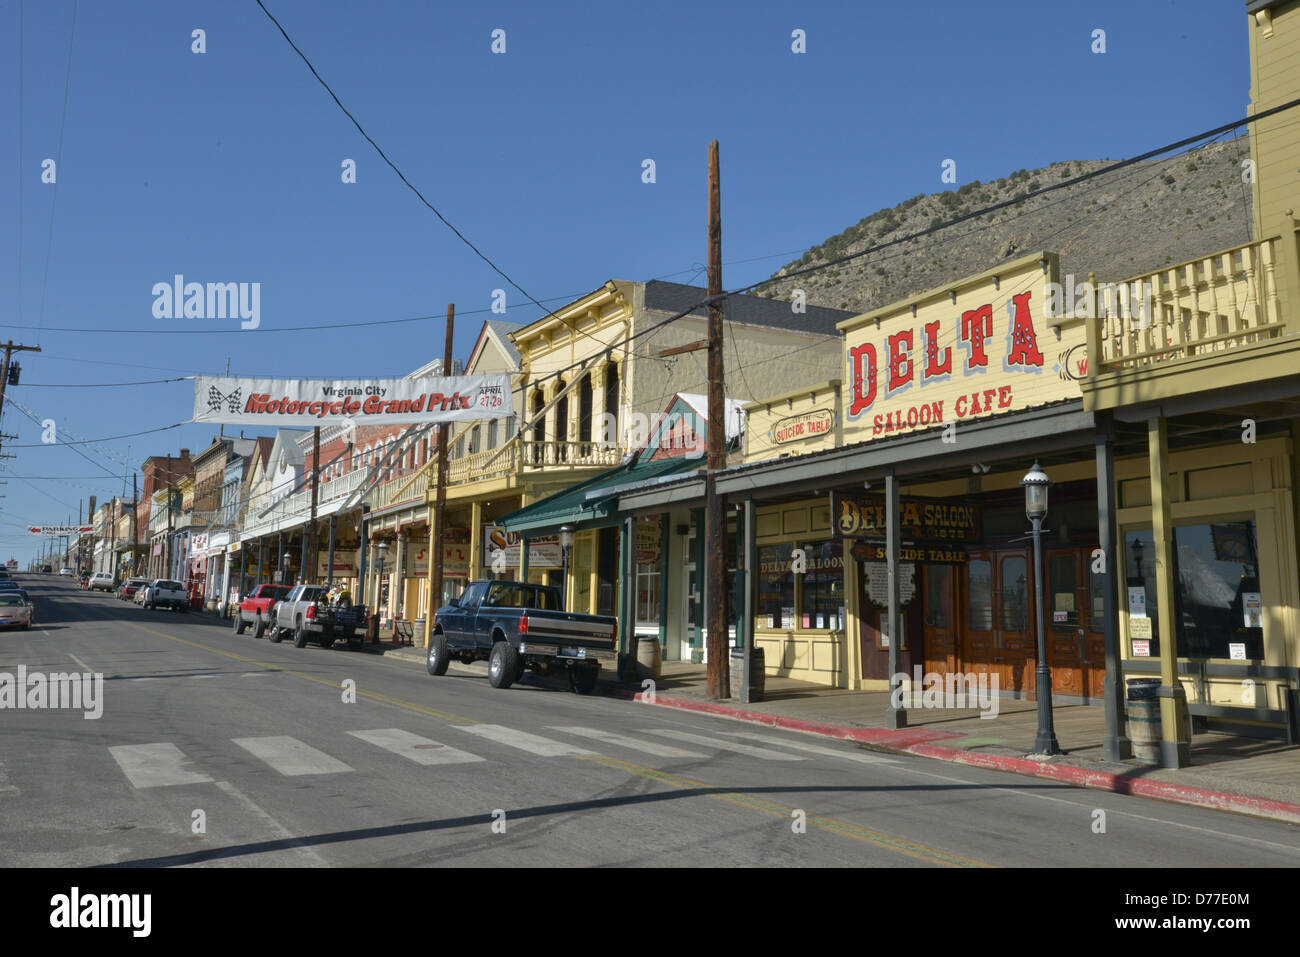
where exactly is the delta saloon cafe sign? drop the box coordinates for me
[837,251,1087,444]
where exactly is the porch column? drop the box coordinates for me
[519,533,529,582]
[657,514,669,651]
[392,532,406,621]
[469,501,483,582]
[1096,415,1132,761]
[692,508,706,660]
[618,516,634,681]
[886,471,906,729]
[740,497,757,704]
[1148,416,1190,767]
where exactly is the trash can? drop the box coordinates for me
[1126,678,1163,765]
[729,646,766,702]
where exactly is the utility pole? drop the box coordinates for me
[0,341,42,459]
[423,304,454,651]
[132,473,139,577]
[704,140,730,699]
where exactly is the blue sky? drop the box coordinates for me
[1,0,1249,561]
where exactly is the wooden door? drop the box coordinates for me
[995,551,1035,698]
[922,564,958,676]
[960,554,1000,688]
[1044,550,1085,698]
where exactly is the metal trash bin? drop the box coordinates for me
[729,647,766,702]
[1126,678,1163,764]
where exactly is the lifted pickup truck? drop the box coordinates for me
[233,583,292,639]
[269,584,368,649]
[426,580,616,693]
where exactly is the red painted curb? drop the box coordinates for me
[904,742,1300,825]
[619,687,1300,826]
[624,690,962,749]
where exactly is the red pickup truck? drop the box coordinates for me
[233,584,292,639]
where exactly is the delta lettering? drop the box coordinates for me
[847,290,1045,431]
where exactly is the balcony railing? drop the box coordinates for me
[1092,234,1291,373]
[242,467,370,538]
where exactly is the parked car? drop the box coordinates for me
[41,565,52,573]
[59,568,74,577]
[141,579,188,612]
[426,580,616,693]
[270,584,368,649]
[118,577,149,601]
[232,584,292,639]
[88,572,115,592]
[0,593,32,630]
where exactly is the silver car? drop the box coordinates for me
[0,593,32,630]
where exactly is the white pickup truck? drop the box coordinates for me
[142,579,189,612]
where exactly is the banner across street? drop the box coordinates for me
[192,374,512,427]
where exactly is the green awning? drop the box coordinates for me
[497,455,704,534]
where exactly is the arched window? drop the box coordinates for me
[555,378,568,464]
[603,361,619,447]
[578,374,593,457]
[531,390,545,464]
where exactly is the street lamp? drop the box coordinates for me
[1022,461,1060,756]
[559,525,575,611]
[279,551,290,585]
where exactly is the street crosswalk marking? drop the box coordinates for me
[109,743,215,788]
[642,729,805,761]
[718,730,897,765]
[347,729,485,766]
[232,736,353,776]
[548,726,707,758]
[457,724,593,757]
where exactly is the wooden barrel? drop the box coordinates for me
[1126,678,1163,765]
[636,635,662,679]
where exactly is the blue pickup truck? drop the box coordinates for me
[427,580,617,693]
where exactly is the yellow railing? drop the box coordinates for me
[1093,233,1292,372]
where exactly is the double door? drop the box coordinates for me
[960,550,1036,698]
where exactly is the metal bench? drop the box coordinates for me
[392,619,414,646]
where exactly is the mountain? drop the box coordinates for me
[759,137,1256,314]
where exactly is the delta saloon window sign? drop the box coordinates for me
[838,252,1086,442]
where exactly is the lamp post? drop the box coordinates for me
[279,551,290,585]
[559,525,575,611]
[1023,461,1060,756]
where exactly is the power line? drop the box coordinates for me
[19,377,191,387]
[253,0,620,360]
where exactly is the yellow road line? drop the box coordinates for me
[585,754,991,868]
[119,619,478,725]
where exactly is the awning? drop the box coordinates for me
[497,454,704,534]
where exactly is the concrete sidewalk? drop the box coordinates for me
[381,645,1300,826]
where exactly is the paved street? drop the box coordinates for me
[3,574,1299,868]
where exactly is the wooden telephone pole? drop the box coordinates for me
[655,145,730,697]
[423,304,455,650]
[705,140,730,699]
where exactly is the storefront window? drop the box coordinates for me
[801,541,844,630]
[968,560,992,631]
[1124,521,1263,660]
[1000,556,1028,632]
[1049,555,1078,632]
[636,564,660,631]
[926,565,951,629]
[758,544,795,629]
